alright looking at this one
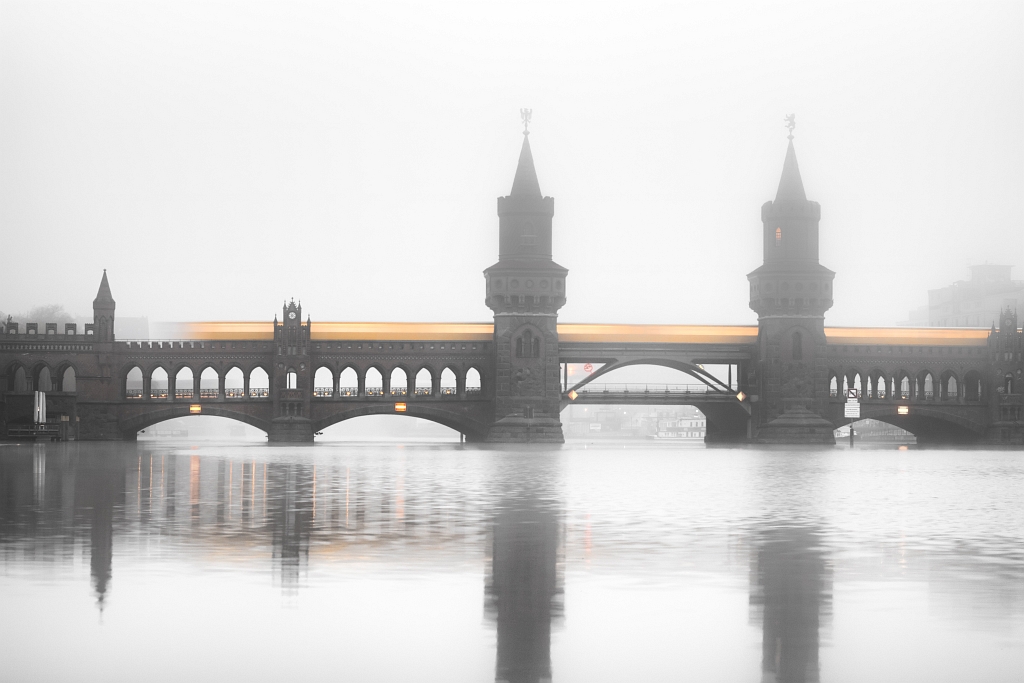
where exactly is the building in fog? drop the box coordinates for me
[562,404,705,439]
[917,265,1023,328]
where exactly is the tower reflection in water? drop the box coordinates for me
[750,525,832,683]
[486,491,563,683]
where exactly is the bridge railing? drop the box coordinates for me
[339,386,358,396]
[199,389,218,399]
[571,383,728,395]
[440,387,457,396]
[225,388,246,398]
[248,388,269,398]
[390,387,408,397]
[175,389,193,399]
[126,389,143,399]
[414,387,432,396]
[466,387,481,396]
[313,387,333,397]
[365,387,384,397]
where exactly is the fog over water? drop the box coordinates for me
[1,1,1021,326]
[2,442,1022,682]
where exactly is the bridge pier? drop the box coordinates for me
[268,418,314,443]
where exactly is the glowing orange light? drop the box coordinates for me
[897,405,909,415]
[568,390,578,401]
[736,391,747,402]
[189,404,202,414]
[394,402,407,412]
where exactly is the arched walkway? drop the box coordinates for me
[249,367,270,398]
[339,367,358,396]
[151,367,168,399]
[224,366,245,398]
[125,366,144,399]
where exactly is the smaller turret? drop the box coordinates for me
[999,306,1018,333]
[92,270,116,342]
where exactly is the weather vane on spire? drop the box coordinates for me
[784,113,796,140]
[520,108,532,136]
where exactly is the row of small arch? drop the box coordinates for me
[5,362,77,393]
[828,368,992,401]
[123,363,482,398]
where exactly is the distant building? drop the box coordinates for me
[904,265,1023,328]
[563,404,706,440]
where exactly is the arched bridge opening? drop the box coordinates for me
[561,360,748,444]
[120,405,272,441]
[312,404,491,443]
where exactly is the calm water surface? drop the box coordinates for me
[1,441,1022,682]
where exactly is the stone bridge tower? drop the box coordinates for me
[484,124,568,442]
[269,299,313,442]
[748,129,837,443]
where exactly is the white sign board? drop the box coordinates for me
[844,402,861,419]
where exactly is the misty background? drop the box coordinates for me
[1,1,1021,328]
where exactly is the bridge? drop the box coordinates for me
[2,125,1022,445]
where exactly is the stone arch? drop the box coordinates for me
[174,365,195,399]
[150,366,169,399]
[314,366,334,397]
[389,366,409,397]
[7,362,28,393]
[338,366,359,396]
[224,366,245,398]
[440,367,458,396]
[311,404,490,441]
[199,366,220,399]
[124,365,144,399]
[414,367,433,396]
[120,405,272,439]
[828,371,839,398]
[939,370,959,401]
[514,324,543,359]
[364,366,384,396]
[56,363,77,393]
[843,370,864,398]
[867,369,888,399]
[916,370,935,400]
[834,404,985,445]
[466,366,482,395]
[248,366,270,398]
[33,363,53,392]
[895,370,913,400]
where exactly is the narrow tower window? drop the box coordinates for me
[792,331,803,360]
[775,227,782,246]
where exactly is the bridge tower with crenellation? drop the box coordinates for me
[483,116,568,442]
[748,121,837,443]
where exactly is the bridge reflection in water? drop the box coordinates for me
[2,444,1022,682]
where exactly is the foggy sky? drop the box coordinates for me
[1,1,1021,328]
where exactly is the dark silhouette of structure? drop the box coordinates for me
[1,124,1022,444]
[486,491,562,683]
[750,525,831,683]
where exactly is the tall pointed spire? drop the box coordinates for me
[510,134,542,197]
[93,269,114,304]
[775,140,807,203]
